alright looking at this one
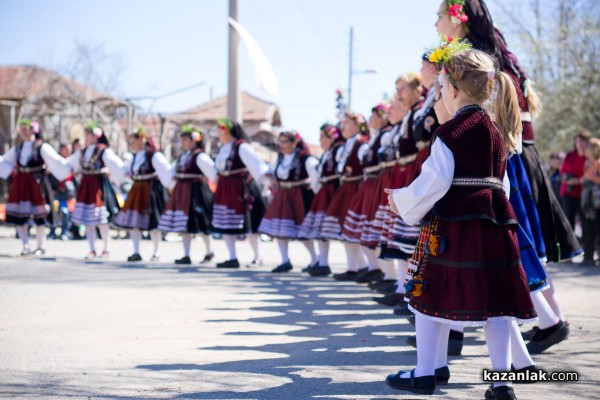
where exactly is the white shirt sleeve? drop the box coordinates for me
[305,156,321,193]
[152,152,175,189]
[102,148,125,184]
[0,147,16,179]
[357,143,369,164]
[66,150,82,174]
[196,152,218,183]
[40,143,71,181]
[392,139,455,226]
[238,142,269,182]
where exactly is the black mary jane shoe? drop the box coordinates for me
[200,252,215,263]
[308,265,331,276]
[175,256,192,265]
[216,259,240,269]
[526,321,569,354]
[127,253,142,262]
[271,261,293,273]
[333,271,358,281]
[434,366,450,385]
[385,369,435,395]
[511,364,539,384]
[301,262,318,272]
[484,385,517,400]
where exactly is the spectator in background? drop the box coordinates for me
[581,138,600,266]
[560,130,591,234]
[49,143,76,240]
[548,151,565,201]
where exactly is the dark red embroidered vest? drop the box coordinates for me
[504,68,534,143]
[363,126,390,168]
[398,100,423,157]
[176,149,204,175]
[80,144,107,172]
[275,150,310,182]
[342,135,368,178]
[321,142,344,178]
[433,110,517,225]
[15,140,45,168]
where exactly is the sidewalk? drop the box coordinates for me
[0,225,598,399]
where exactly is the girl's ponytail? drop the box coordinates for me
[492,71,521,155]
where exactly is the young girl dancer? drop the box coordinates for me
[113,128,173,261]
[0,119,70,255]
[259,131,319,272]
[157,126,215,264]
[385,46,535,400]
[211,119,269,268]
[69,123,124,258]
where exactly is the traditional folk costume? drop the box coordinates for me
[341,124,391,282]
[259,145,319,272]
[69,143,124,257]
[212,139,269,268]
[387,105,536,396]
[298,137,345,276]
[0,137,70,254]
[113,149,173,261]
[322,132,369,279]
[157,147,215,264]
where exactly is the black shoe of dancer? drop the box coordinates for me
[333,271,359,281]
[376,283,399,294]
[302,262,318,272]
[127,253,142,262]
[309,265,331,276]
[351,267,370,282]
[385,369,435,395]
[355,269,384,283]
[484,385,517,399]
[216,259,240,268]
[373,293,406,307]
[369,279,397,290]
[175,256,191,265]
[393,304,413,316]
[510,364,539,384]
[521,326,539,340]
[271,261,293,273]
[526,321,569,354]
[200,252,215,263]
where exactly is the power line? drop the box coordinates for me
[247,0,341,83]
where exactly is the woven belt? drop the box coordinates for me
[452,177,505,191]
[364,164,381,174]
[279,178,311,189]
[82,168,109,176]
[219,167,249,177]
[132,172,157,181]
[398,154,417,165]
[416,140,431,150]
[379,160,397,169]
[18,166,45,173]
[319,174,340,184]
[175,173,203,180]
[340,175,363,183]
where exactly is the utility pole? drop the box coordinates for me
[347,27,354,112]
[228,0,242,123]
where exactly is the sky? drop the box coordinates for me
[0,0,509,145]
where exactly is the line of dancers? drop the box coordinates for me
[0,1,581,397]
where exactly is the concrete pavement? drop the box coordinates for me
[0,226,598,399]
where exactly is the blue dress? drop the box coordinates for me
[507,154,548,292]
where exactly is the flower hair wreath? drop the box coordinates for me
[447,0,469,27]
[428,36,472,89]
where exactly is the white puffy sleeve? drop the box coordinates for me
[102,148,125,184]
[357,143,369,164]
[66,150,82,174]
[238,142,269,182]
[503,170,510,200]
[391,139,455,226]
[40,143,71,181]
[196,152,218,183]
[305,156,321,193]
[152,152,175,189]
[0,147,17,179]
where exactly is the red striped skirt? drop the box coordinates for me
[341,177,379,243]
[298,182,336,240]
[6,172,49,224]
[321,180,362,240]
[259,187,307,238]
